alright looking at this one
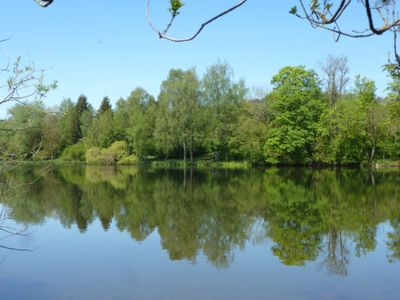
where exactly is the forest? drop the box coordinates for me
[2,58,400,166]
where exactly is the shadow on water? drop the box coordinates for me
[2,165,400,275]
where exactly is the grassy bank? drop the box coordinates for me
[148,160,251,169]
[8,159,400,170]
[3,159,251,169]
[374,160,400,169]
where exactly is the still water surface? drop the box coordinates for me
[0,166,399,299]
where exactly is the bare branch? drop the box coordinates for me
[146,0,248,42]
[296,0,400,38]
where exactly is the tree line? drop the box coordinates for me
[2,58,400,166]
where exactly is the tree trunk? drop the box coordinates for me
[370,123,376,162]
[183,141,187,162]
[183,167,186,188]
[214,151,219,161]
[190,136,194,163]
[370,142,376,163]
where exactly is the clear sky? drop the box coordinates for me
[0,0,394,111]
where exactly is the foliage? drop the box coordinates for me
[201,62,247,160]
[108,140,129,161]
[155,68,204,162]
[70,95,92,144]
[85,147,115,165]
[118,154,139,165]
[229,100,267,163]
[123,88,155,158]
[87,109,114,148]
[98,97,112,115]
[5,61,400,166]
[4,101,46,160]
[60,143,87,161]
[86,141,132,165]
[264,66,325,164]
[169,0,184,17]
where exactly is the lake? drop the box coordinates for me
[0,166,399,300]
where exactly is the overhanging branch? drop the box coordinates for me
[146,0,248,42]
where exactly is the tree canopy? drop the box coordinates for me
[2,58,400,166]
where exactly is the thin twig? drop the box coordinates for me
[146,0,248,42]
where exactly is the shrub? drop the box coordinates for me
[60,143,87,161]
[86,147,116,165]
[85,147,102,164]
[85,141,134,165]
[117,154,138,165]
[109,141,128,161]
[100,148,116,165]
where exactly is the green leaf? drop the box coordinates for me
[169,0,184,17]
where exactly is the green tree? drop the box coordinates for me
[154,99,174,159]
[355,76,389,162]
[156,68,203,162]
[87,103,114,148]
[264,66,325,164]
[71,95,91,144]
[316,95,369,164]
[41,111,63,159]
[57,99,75,148]
[125,88,155,158]
[201,62,247,160]
[112,88,156,159]
[98,97,112,115]
[5,101,46,160]
[384,66,400,159]
[113,98,129,142]
[229,100,267,163]
[0,56,56,162]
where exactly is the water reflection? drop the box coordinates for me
[4,166,400,274]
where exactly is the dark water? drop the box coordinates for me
[1,166,400,300]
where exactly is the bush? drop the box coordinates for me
[86,147,115,165]
[85,147,102,164]
[117,154,138,165]
[109,141,128,161]
[60,143,87,161]
[100,148,116,165]
[85,141,135,165]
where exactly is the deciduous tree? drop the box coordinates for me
[264,66,325,164]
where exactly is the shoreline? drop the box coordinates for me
[3,159,400,170]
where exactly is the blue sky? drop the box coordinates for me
[0,0,394,111]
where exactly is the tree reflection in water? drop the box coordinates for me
[2,165,400,273]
